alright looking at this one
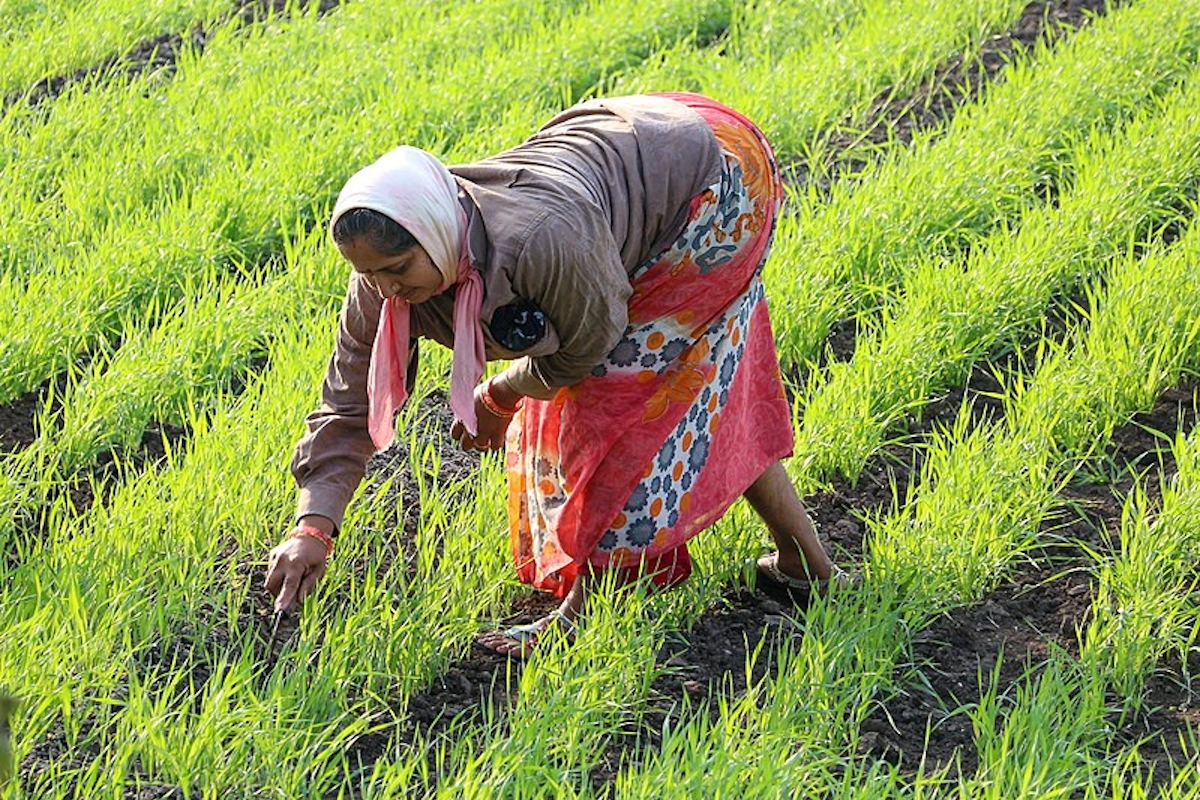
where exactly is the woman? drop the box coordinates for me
[265,93,850,657]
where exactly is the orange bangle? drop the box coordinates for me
[288,524,334,558]
[480,377,522,418]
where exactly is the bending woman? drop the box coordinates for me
[265,93,850,656]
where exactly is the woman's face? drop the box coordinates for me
[339,237,444,304]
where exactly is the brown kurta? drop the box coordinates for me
[292,95,723,530]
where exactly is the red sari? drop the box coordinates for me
[506,93,792,597]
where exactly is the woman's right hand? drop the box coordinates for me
[264,521,333,612]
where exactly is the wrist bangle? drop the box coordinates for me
[480,377,522,418]
[288,524,334,558]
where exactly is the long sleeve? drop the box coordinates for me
[290,272,384,531]
[505,207,631,396]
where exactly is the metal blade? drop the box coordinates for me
[265,609,285,655]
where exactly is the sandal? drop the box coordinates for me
[476,610,577,659]
[753,552,856,606]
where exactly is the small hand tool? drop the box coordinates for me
[265,609,287,655]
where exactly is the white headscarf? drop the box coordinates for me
[331,146,464,286]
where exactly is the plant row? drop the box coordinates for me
[613,0,1030,163]
[793,65,1200,484]
[0,0,732,409]
[890,211,1200,797]
[762,0,1200,371]
[0,0,1052,410]
[0,251,320,564]
[0,0,1094,551]
[0,0,234,100]
[962,420,1200,798]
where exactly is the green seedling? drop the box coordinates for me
[2,0,1200,795]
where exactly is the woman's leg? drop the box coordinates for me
[743,460,834,581]
[481,461,830,655]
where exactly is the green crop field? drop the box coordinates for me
[1,0,1198,796]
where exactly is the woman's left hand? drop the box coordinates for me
[451,380,516,452]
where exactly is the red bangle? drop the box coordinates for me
[480,377,522,418]
[288,524,334,558]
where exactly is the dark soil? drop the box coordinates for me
[354,389,482,580]
[4,0,343,110]
[1111,646,1200,784]
[77,422,189,510]
[1,351,268,562]
[222,393,483,677]
[3,419,187,573]
[0,379,63,455]
[857,381,1200,785]
[18,715,106,797]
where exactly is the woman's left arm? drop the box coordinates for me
[504,209,631,396]
[452,212,628,451]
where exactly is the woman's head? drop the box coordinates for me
[329,145,467,299]
[333,210,444,303]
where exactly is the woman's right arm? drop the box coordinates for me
[290,272,384,529]
[267,273,384,612]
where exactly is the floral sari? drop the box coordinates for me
[506,93,792,597]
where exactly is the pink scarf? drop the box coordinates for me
[330,146,485,450]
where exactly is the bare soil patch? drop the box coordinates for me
[355,389,481,580]
[19,700,196,799]
[0,379,62,455]
[1112,646,1200,785]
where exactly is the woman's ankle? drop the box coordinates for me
[771,550,809,579]
[555,573,589,622]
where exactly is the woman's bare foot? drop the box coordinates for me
[476,572,588,658]
[476,610,576,658]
